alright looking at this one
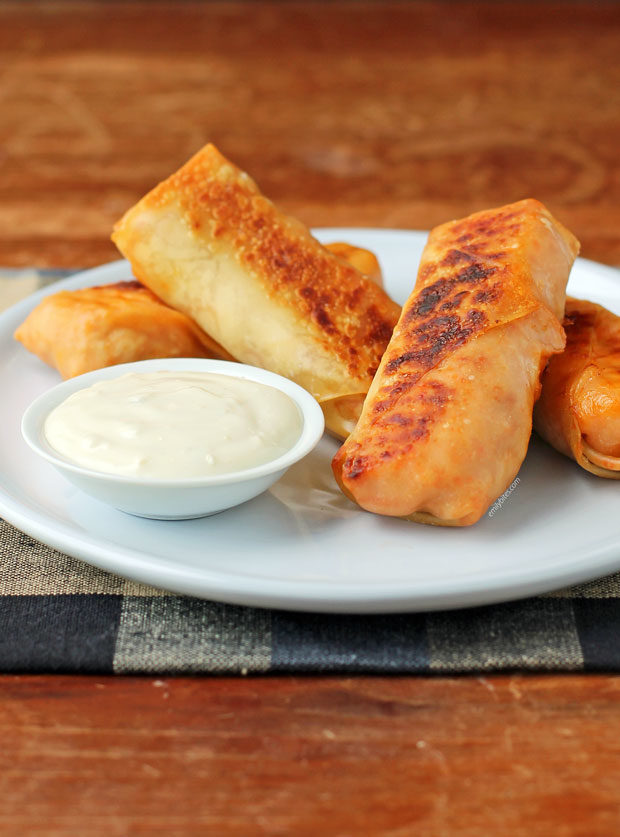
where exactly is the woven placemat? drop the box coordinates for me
[3,516,620,674]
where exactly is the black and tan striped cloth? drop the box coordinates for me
[2,518,620,674]
[1,268,619,674]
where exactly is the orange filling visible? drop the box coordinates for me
[574,358,620,459]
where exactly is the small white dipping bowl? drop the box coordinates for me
[22,358,325,519]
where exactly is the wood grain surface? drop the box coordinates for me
[2,674,620,837]
[1,1,620,267]
[2,2,620,835]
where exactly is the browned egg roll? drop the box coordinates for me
[332,199,580,526]
[111,143,400,439]
[322,242,383,287]
[534,297,620,478]
[14,281,232,379]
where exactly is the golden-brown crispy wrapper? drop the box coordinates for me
[111,143,400,439]
[534,297,620,478]
[322,242,383,287]
[14,281,231,378]
[332,199,580,526]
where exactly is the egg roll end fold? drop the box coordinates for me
[534,297,620,479]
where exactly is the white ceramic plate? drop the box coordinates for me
[1,229,619,613]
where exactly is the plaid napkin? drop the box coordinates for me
[2,269,619,675]
[2,518,619,674]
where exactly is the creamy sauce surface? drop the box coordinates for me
[44,371,303,478]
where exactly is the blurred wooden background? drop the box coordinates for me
[1,1,619,268]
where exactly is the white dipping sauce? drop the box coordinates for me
[44,370,303,479]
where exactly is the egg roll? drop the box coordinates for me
[322,242,383,287]
[534,297,620,478]
[111,143,400,439]
[14,280,231,379]
[332,199,580,526]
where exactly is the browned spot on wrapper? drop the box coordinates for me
[342,380,453,478]
[387,309,488,374]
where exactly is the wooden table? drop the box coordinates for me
[1,2,620,833]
